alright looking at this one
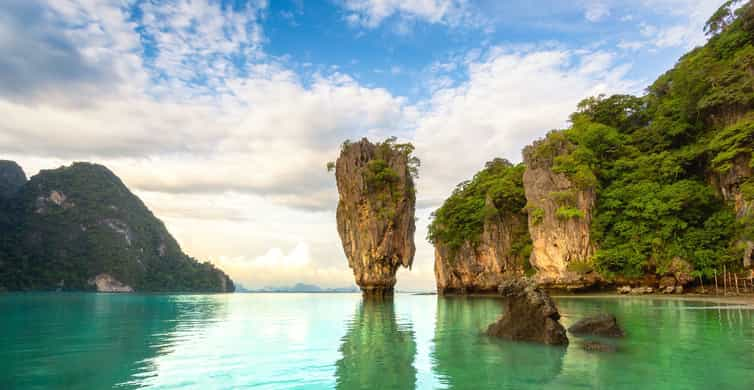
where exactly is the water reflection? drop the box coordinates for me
[335,298,417,390]
[432,297,566,389]
[0,293,226,390]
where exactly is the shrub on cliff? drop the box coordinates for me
[428,159,529,258]
[523,1,754,277]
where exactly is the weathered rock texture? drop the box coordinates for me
[0,160,26,199]
[485,278,569,345]
[335,138,416,297]
[434,206,528,294]
[708,153,753,268]
[568,313,624,338]
[522,137,598,287]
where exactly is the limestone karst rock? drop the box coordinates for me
[334,138,418,297]
[485,278,569,346]
[568,313,625,338]
[430,159,531,295]
[0,161,234,292]
[434,212,529,294]
[522,135,598,288]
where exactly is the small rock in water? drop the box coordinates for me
[617,285,631,294]
[582,341,617,353]
[568,313,624,338]
[485,278,568,346]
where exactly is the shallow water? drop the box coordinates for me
[1,293,753,389]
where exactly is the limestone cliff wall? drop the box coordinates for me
[522,138,597,287]
[335,138,416,296]
[708,153,753,268]
[434,203,528,294]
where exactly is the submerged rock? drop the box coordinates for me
[485,278,569,345]
[334,138,417,297]
[568,313,624,338]
[582,341,617,353]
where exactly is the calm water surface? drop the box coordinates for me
[1,293,753,389]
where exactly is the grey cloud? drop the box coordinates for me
[0,0,118,103]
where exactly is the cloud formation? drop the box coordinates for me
[340,0,477,28]
[0,0,721,289]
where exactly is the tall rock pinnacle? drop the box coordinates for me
[333,137,418,297]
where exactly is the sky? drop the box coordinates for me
[0,0,726,291]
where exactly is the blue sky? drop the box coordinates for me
[0,0,725,289]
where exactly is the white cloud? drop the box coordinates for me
[339,0,477,28]
[1,0,653,290]
[412,46,638,206]
[249,242,311,267]
[585,1,611,22]
[630,0,724,49]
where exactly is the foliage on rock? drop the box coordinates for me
[428,159,529,256]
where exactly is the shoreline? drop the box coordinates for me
[551,293,754,306]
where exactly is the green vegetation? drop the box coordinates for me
[428,159,531,267]
[566,260,594,275]
[0,162,234,292]
[528,206,545,226]
[555,206,584,220]
[346,137,421,219]
[526,1,754,278]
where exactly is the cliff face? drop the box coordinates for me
[522,137,597,288]
[0,160,26,199]
[709,153,753,267]
[0,161,234,292]
[335,138,416,297]
[434,203,528,294]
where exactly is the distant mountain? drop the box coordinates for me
[242,283,358,293]
[0,161,234,293]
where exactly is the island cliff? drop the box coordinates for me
[429,1,754,292]
[430,159,531,294]
[334,137,418,297]
[522,134,599,289]
[0,161,234,292]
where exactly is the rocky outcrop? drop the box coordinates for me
[708,153,753,268]
[581,341,617,353]
[0,161,235,292]
[485,278,568,345]
[522,135,598,288]
[434,205,528,294]
[568,313,624,338]
[89,273,134,292]
[335,138,416,297]
[0,160,26,199]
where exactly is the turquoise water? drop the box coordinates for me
[1,293,753,389]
